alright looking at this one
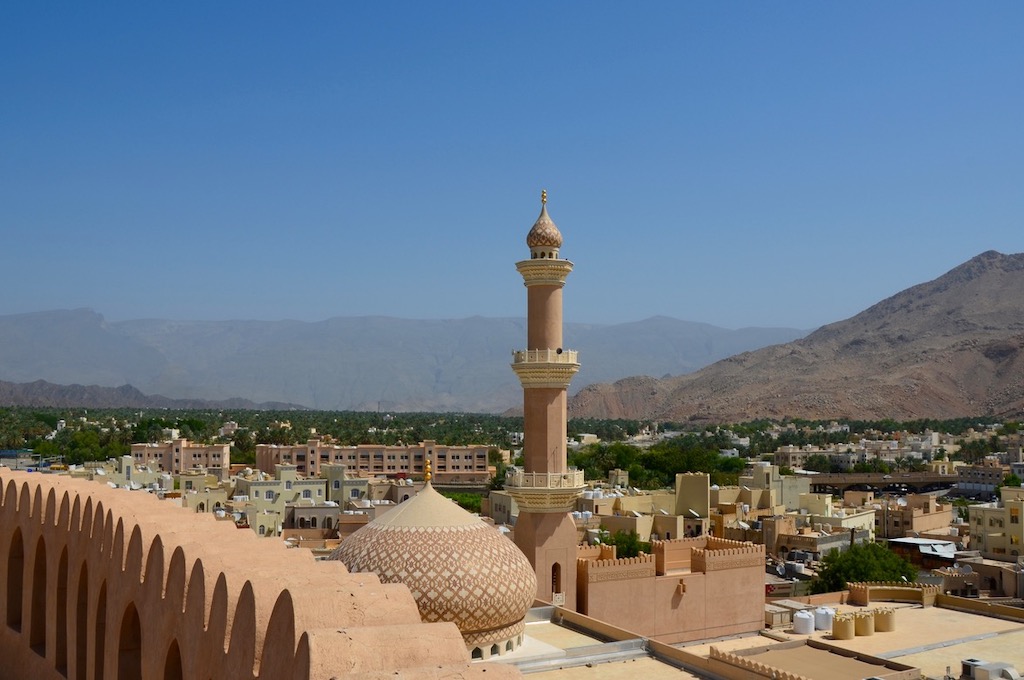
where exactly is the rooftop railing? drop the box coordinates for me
[511,349,579,364]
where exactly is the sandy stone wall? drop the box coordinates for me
[0,468,518,680]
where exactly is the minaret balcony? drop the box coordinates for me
[504,466,586,512]
[515,259,574,287]
[511,349,580,389]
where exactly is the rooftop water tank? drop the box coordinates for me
[793,610,814,635]
[814,607,834,631]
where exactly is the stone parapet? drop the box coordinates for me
[692,542,765,573]
[577,554,657,583]
[505,468,585,512]
[708,645,813,680]
[847,581,940,606]
[511,350,580,389]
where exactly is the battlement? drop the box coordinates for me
[692,542,765,573]
[578,552,656,583]
[847,581,941,606]
[708,645,812,680]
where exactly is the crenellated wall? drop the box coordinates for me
[708,645,813,680]
[0,468,517,680]
[692,543,765,573]
[576,536,764,644]
[846,581,940,607]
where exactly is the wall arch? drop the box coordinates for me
[117,601,142,680]
[95,581,107,680]
[164,638,183,680]
[75,562,89,680]
[29,536,46,654]
[56,546,69,674]
[7,526,24,631]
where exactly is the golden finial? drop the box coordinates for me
[541,189,547,205]
[424,456,432,484]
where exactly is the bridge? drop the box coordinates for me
[0,468,513,680]
[807,471,959,494]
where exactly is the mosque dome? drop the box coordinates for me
[329,482,537,658]
[526,190,563,250]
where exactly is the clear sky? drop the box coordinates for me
[3,3,1022,330]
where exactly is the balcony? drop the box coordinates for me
[504,466,585,513]
[511,349,580,389]
[512,349,579,365]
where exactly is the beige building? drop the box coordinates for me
[255,438,492,482]
[958,457,1008,498]
[843,491,956,540]
[740,462,810,511]
[232,464,329,537]
[970,485,1024,560]
[130,438,230,479]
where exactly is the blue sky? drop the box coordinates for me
[3,3,1022,330]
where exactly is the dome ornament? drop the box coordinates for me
[526,189,563,252]
[425,457,432,484]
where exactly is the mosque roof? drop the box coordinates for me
[526,191,563,249]
[329,481,537,646]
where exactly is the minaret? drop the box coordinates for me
[506,190,585,608]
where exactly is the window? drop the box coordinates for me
[333,480,340,490]
[350,489,360,498]
[285,481,292,490]
[302,490,311,499]
[265,490,274,500]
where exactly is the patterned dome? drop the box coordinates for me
[526,203,563,248]
[329,483,537,652]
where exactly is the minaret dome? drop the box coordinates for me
[525,189,563,259]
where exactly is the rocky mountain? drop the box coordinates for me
[0,311,804,412]
[570,251,1024,422]
[0,380,303,410]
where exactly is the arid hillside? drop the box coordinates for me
[570,251,1024,422]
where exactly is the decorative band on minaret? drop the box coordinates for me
[506,191,586,514]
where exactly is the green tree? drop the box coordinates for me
[441,491,482,514]
[810,543,916,594]
[802,454,833,473]
[600,529,650,558]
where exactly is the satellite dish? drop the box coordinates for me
[897,497,908,507]
[688,508,700,518]
[776,564,786,576]
[961,564,973,574]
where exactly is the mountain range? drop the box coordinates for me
[0,311,804,412]
[569,251,1024,422]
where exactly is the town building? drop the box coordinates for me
[130,438,230,479]
[255,438,491,482]
[969,485,1024,560]
[740,461,810,511]
[958,457,1008,498]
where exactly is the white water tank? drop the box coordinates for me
[793,610,815,635]
[814,607,835,630]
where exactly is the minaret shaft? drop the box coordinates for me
[506,192,584,609]
[527,285,563,350]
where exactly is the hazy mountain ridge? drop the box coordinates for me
[0,379,303,410]
[0,311,805,412]
[569,251,1024,422]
